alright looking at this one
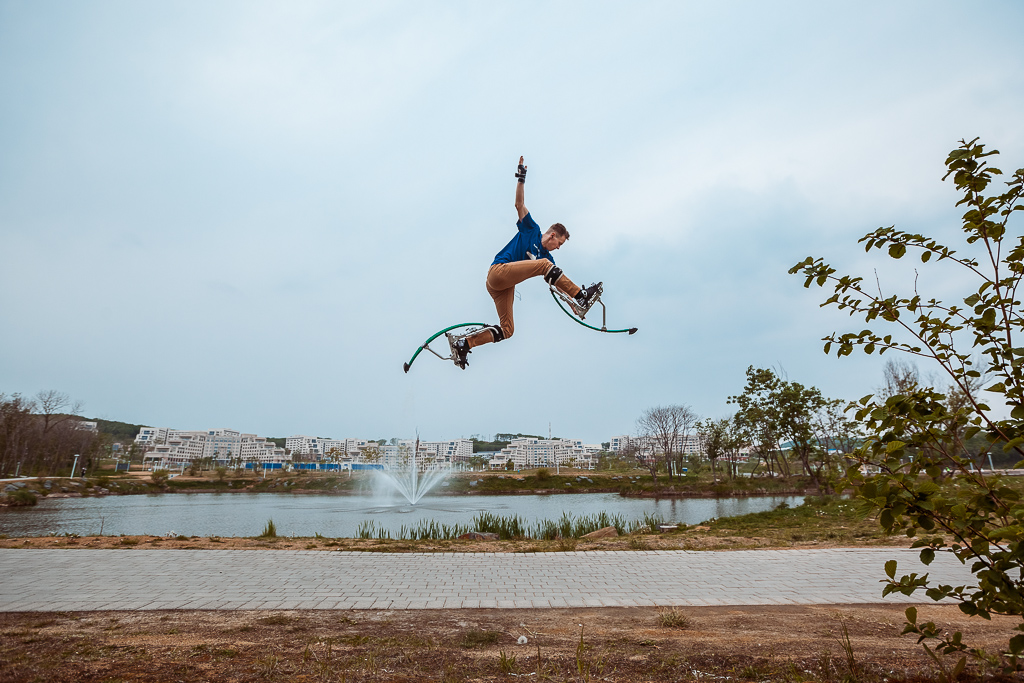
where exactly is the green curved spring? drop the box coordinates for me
[403,322,488,372]
[549,289,637,335]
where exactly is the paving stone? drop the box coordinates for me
[0,548,975,612]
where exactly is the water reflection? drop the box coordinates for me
[0,492,805,538]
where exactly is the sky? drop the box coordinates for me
[1,1,1022,445]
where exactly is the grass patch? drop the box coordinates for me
[355,510,667,542]
[628,536,651,550]
[459,629,502,648]
[257,615,293,626]
[498,649,519,674]
[702,495,888,545]
[258,519,277,538]
[657,607,691,629]
[6,489,38,506]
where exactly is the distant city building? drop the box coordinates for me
[75,421,98,432]
[285,435,325,457]
[322,438,370,457]
[498,438,593,470]
[283,437,473,469]
[135,427,169,446]
[608,434,701,456]
[421,439,473,462]
[142,428,287,468]
[375,439,472,470]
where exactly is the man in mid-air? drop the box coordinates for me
[451,157,602,369]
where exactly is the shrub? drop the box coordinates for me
[658,607,691,629]
[792,138,1024,672]
[259,519,277,538]
[460,630,501,648]
[535,468,551,480]
[150,469,170,486]
[7,489,38,506]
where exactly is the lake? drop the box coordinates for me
[0,491,804,538]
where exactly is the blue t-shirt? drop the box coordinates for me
[491,212,556,266]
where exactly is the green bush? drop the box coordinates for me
[259,519,277,538]
[535,468,551,480]
[7,489,38,506]
[793,138,1024,672]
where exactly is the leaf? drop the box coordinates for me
[905,605,917,624]
[886,559,898,579]
[952,656,966,679]
[888,244,907,259]
[920,547,935,565]
[921,251,931,263]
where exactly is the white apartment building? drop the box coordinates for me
[567,440,603,455]
[609,434,702,456]
[286,435,326,457]
[143,431,208,468]
[287,436,374,459]
[322,438,369,457]
[285,437,472,468]
[609,435,630,452]
[375,439,470,470]
[421,439,473,462]
[135,427,170,447]
[498,438,590,470]
[142,428,287,468]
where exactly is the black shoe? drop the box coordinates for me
[447,334,471,369]
[573,282,603,317]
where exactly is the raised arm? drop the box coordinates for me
[514,156,528,220]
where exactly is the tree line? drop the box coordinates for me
[0,390,105,477]
[626,356,1006,491]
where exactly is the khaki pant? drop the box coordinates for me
[467,259,580,348]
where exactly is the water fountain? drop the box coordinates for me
[371,439,449,505]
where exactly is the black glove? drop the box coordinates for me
[515,164,527,183]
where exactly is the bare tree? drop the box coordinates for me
[636,404,699,481]
[0,390,97,476]
[35,390,81,433]
[0,393,35,476]
[878,358,920,399]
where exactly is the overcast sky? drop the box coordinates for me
[1,1,1022,444]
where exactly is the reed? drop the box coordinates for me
[352,511,667,541]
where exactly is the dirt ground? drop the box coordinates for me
[0,529,914,554]
[1,605,1019,682]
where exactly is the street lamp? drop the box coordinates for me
[71,454,80,478]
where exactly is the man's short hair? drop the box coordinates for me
[548,223,570,240]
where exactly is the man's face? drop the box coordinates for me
[541,229,566,251]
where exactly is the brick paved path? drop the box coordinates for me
[0,548,974,611]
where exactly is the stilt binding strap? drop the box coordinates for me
[488,325,505,343]
[543,265,563,286]
[515,164,527,183]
